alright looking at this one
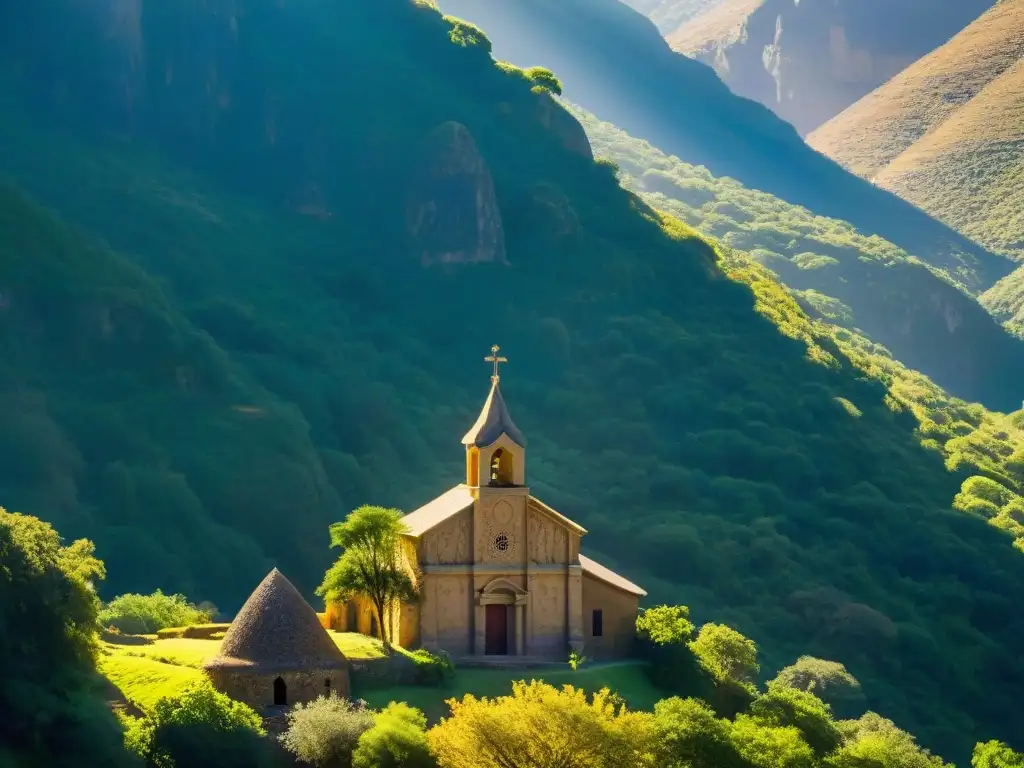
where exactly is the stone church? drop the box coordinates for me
[328,347,646,660]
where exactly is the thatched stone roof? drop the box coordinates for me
[204,568,347,672]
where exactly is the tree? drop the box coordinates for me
[279,694,375,768]
[0,508,135,768]
[751,686,843,757]
[689,623,759,687]
[827,713,948,768]
[769,657,862,716]
[353,702,436,768]
[121,680,268,768]
[427,681,657,768]
[652,697,746,768]
[317,506,419,646]
[730,715,817,768]
[100,590,214,634]
[637,605,696,645]
[974,741,1024,768]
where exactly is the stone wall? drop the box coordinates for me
[419,573,473,655]
[205,666,349,709]
[581,573,640,660]
[526,571,568,657]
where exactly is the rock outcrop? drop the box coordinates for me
[536,94,593,159]
[406,121,507,267]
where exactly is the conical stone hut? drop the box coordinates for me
[204,568,349,708]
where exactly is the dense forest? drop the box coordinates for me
[1,0,1024,761]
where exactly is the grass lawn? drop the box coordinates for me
[355,660,660,723]
[100,628,656,723]
[99,631,396,712]
[99,653,204,711]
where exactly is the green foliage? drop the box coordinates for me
[317,506,419,646]
[353,703,436,768]
[524,66,563,96]
[279,694,376,768]
[730,714,817,768]
[99,591,214,635]
[750,687,843,757]
[769,657,862,716]
[637,604,696,645]
[444,16,492,53]
[408,648,456,686]
[568,649,589,670]
[828,713,949,768]
[974,741,1024,768]
[0,0,1023,760]
[689,624,759,687]
[0,508,134,767]
[121,680,267,768]
[652,696,746,768]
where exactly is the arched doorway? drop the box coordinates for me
[479,578,529,656]
[273,676,287,706]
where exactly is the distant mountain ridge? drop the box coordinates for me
[809,0,1024,265]
[662,0,996,135]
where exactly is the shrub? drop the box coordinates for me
[352,703,435,768]
[279,694,375,767]
[121,679,268,768]
[408,648,455,687]
[99,590,214,635]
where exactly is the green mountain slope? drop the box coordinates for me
[569,105,1024,409]
[808,0,1024,264]
[1,0,1024,758]
[432,0,1010,298]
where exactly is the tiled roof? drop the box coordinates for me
[462,380,526,448]
[579,554,647,597]
[400,484,475,537]
[204,569,347,671]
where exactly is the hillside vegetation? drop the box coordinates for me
[2,0,1024,759]
[808,0,1024,263]
[432,0,1012,307]
[667,0,996,134]
[570,105,1024,410]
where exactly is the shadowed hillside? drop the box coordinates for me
[667,0,996,135]
[2,0,1024,760]
[433,0,1011,299]
[810,0,1024,264]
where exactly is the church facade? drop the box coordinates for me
[327,348,646,661]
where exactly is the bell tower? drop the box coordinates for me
[462,345,526,488]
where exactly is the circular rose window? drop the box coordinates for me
[490,532,515,558]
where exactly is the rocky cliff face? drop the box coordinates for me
[406,122,507,267]
[668,0,996,135]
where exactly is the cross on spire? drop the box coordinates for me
[485,344,508,384]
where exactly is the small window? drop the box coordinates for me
[325,678,331,691]
[370,614,378,639]
[592,609,603,638]
[494,533,509,552]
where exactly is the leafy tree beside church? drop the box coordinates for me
[317,505,420,646]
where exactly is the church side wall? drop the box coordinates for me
[581,573,640,660]
[419,573,473,655]
[527,572,568,657]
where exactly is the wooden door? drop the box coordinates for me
[485,604,508,655]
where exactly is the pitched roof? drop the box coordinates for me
[204,569,347,672]
[462,380,526,448]
[400,484,475,537]
[528,496,587,535]
[579,553,647,597]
